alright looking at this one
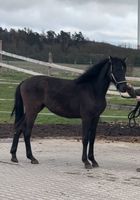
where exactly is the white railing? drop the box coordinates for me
[0,49,138,121]
[0,50,83,74]
[0,50,140,82]
[0,62,44,76]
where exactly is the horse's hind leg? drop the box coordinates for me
[10,130,22,163]
[10,119,26,163]
[23,111,39,164]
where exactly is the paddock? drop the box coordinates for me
[0,138,139,200]
[0,52,140,199]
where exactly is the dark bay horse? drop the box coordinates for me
[11,56,127,169]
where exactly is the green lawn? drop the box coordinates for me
[0,68,30,81]
[107,95,137,106]
[0,84,16,99]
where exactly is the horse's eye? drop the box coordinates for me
[114,68,122,73]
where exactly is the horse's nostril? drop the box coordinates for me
[121,86,126,93]
[117,84,127,93]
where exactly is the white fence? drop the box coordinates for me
[0,50,137,118]
[0,50,83,75]
[0,62,44,76]
[0,50,140,98]
[0,50,140,82]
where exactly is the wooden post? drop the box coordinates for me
[48,51,53,63]
[127,65,133,76]
[48,52,53,76]
[89,58,92,65]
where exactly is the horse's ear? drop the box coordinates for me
[108,56,113,63]
[109,56,113,60]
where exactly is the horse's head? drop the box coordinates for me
[108,56,127,93]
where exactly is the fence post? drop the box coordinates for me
[48,52,53,76]
[127,65,133,76]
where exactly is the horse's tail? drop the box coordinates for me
[128,101,140,127]
[11,82,24,127]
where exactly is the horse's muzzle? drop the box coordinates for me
[117,83,127,93]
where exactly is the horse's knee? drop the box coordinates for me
[24,132,31,139]
[82,137,88,146]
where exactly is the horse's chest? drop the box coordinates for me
[89,101,106,116]
[80,97,106,118]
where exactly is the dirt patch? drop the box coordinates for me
[0,122,140,142]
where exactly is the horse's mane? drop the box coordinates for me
[75,58,109,84]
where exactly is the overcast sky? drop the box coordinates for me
[0,0,138,47]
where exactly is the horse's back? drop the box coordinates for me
[20,75,74,94]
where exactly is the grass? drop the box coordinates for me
[0,68,30,81]
[1,112,81,125]
[101,109,130,123]
[36,114,81,125]
[0,96,135,124]
[0,107,131,124]
[107,95,137,106]
[0,84,16,99]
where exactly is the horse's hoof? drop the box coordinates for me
[11,157,18,163]
[85,163,92,169]
[136,168,140,172]
[92,162,99,168]
[31,159,39,164]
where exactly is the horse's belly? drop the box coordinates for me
[47,105,80,118]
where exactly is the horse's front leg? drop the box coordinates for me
[82,118,93,169]
[88,117,99,168]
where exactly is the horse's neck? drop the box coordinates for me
[92,64,110,97]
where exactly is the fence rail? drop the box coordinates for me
[0,50,140,82]
[0,50,83,74]
[0,50,138,123]
[0,62,44,75]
